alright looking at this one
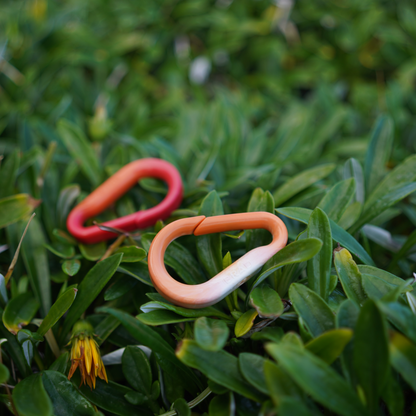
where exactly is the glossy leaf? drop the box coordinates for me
[122,346,152,395]
[249,285,284,318]
[0,149,20,199]
[137,310,194,326]
[358,265,411,291]
[208,392,235,416]
[56,184,81,229]
[235,309,258,338]
[2,293,39,334]
[289,283,335,337]
[274,164,336,207]
[115,246,146,263]
[334,248,366,306]
[364,115,394,196]
[361,273,407,301]
[57,119,101,187]
[174,398,191,416]
[354,300,389,413]
[79,242,106,261]
[141,233,205,284]
[307,207,332,301]
[249,237,323,294]
[21,217,51,316]
[277,206,375,266]
[239,353,268,394]
[317,178,356,222]
[176,339,265,401]
[97,306,202,394]
[13,373,53,416]
[118,262,152,286]
[266,343,367,416]
[61,259,81,276]
[104,275,139,301]
[343,158,365,203]
[60,254,123,341]
[305,328,353,364]
[71,373,152,416]
[389,331,416,392]
[44,242,75,259]
[37,286,77,336]
[194,317,229,351]
[42,370,96,416]
[0,363,9,384]
[0,194,39,229]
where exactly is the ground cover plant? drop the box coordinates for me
[1,0,416,415]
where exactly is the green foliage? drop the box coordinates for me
[1,0,416,414]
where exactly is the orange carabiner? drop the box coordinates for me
[148,212,288,308]
[67,158,183,244]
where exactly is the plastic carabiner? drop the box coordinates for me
[148,212,288,308]
[67,158,183,244]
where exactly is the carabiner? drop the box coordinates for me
[148,212,288,308]
[67,158,183,244]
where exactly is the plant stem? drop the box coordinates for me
[159,387,212,416]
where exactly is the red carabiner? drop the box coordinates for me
[67,158,183,244]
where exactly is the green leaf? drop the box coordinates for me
[351,182,416,233]
[196,191,224,277]
[176,339,265,401]
[124,391,146,405]
[141,297,230,320]
[137,309,195,326]
[239,353,269,394]
[266,343,367,416]
[274,164,336,207]
[115,246,146,263]
[208,392,235,416]
[56,185,81,230]
[279,398,315,416]
[79,242,106,261]
[118,262,152,286]
[59,254,123,342]
[44,242,75,259]
[122,346,152,396]
[42,371,96,416]
[194,317,229,351]
[378,302,416,344]
[334,248,367,306]
[21,217,51,316]
[364,115,394,196]
[141,233,205,284]
[354,300,389,414]
[307,207,332,301]
[0,363,9,384]
[97,307,203,394]
[364,154,416,211]
[235,309,258,338]
[305,328,353,364]
[249,286,284,318]
[57,119,102,187]
[264,359,303,407]
[382,373,404,416]
[344,158,365,203]
[49,352,69,374]
[0,194,39,229]
[390,228,416,268]
[37,286,77,337]
[317,178,356,222]
[104,275,139,301]
[358,266,411,291]
[13,373,53,416]
[0,149,20,199]
[174,398,191,416]
[277,206,375,266]
[361,273,409,301]
[61,259,81,276]
[389,331,416,393]
[249,237,323,294]
[2,293,39,334]
[71,373,152,416]
[289,283,335,337]
[338,201,363,230]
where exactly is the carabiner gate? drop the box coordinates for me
[148,212,288,308]
[67,158,183,244]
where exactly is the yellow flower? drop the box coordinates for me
[67,320,108,389]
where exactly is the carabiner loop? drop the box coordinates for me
[148,212,288,308]
[67,158,183,244]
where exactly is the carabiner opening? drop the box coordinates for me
[67,158,183,244]
[148,212,288,308]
